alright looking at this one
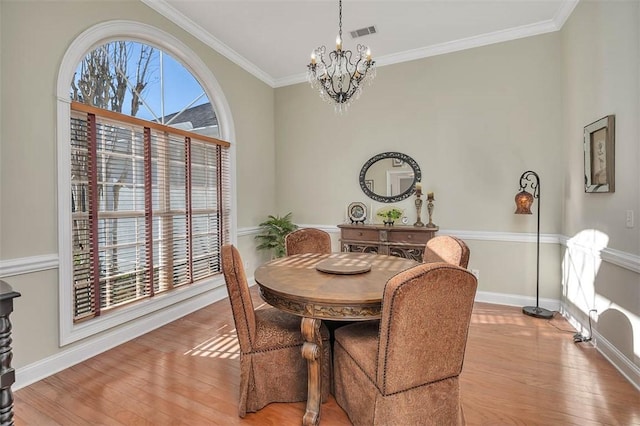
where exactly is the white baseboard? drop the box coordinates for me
[14,284,230,390]
[560,307,640,392]
[592,329,640,392]
[475,290,561,312]
[478,293,640,392]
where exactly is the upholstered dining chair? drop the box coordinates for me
[221,244,332,417]
[423,235,471,268]
[285,228,332,256]
[333,262,478,425]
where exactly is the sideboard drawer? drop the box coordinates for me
[338,223,438,261]
[387,231,432,244]
[341,228,379,242]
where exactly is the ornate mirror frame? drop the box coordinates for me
[359,152,421,203]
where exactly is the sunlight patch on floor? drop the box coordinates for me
[184,324,240,359]
[471,310,528,326]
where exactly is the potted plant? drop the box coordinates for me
[255,212,298,258]
[377,207,403,226]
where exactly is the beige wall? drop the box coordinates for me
[276,5,640,380]
[275,33,565,300]
[560,1,640,377]
[0,1,275,367]
[1,0,638,387]
[562,1,640,254]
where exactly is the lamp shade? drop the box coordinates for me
[514,190,534,214]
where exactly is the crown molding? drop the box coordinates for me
[379,20,558,66]
[553,0,580,28]
[274,10,572,88]
[140,0,275,87]
[144,0,578,89]
[275,73,310,88]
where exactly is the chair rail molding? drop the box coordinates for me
[559,234,640,274]
[2,230,638,278]
[238,226,261,237]
[0,254,59,278]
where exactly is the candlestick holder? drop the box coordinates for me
[426,194,437,229]
[414,190,425,227]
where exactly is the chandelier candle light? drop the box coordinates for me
[307,0,376,112]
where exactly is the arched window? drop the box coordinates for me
[70,41,220,137]
[57,21,236,345]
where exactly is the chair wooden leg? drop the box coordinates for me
[301,317,322,426]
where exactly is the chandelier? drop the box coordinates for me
[307,0,376,113]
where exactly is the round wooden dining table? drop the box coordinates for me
[254,252,418,425]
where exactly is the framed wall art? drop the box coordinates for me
[584,115,615,193]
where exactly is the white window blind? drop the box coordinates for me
[70,102,230,322]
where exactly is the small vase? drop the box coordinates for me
[383,219,394,226]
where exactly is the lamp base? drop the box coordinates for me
[522,305,554,319]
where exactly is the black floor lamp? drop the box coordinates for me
[515,170,554,319]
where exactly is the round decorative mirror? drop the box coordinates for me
[359,152,421,203]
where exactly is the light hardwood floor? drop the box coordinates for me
[14,286,640,425]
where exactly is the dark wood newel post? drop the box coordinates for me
[0,281,20,426]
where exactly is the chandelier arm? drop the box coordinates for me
[320,66,340,103]
[324,52,340,100]
[325,52,344,102]
[341,51,355,96]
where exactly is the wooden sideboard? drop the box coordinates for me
[338,223,438,261]
[0,281,20,425]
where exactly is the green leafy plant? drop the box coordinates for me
[255,212,298,258]
[376,207,403,221]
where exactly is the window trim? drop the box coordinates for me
[57,20,237,346]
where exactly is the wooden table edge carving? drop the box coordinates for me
[259,287,382,321]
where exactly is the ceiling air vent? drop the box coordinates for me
[350,25,377,39]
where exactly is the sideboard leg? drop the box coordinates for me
[0,281,21,426]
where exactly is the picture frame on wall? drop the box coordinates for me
[584,115,615,193]
[392,158,404,167]
[365,179,374,191]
